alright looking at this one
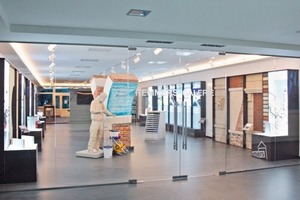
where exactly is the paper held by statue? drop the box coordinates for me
[90,75,107,98]
[103,73,138,116]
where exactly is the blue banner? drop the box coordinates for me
[107,82,138,116]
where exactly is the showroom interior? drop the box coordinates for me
[1,0,300,194]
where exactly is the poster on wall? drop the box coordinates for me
[268,71,288,135]
[106,82,138,116]
[4,61,10,149]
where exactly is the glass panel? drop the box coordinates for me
[157,86,163,111]
[192,82,201,129]
[55,88,70,93]
[223,54,293,174]
[37,94,53,106]
[147,87,153,112]
[169,85,175,125]
[176,83,183,126]
[55,96,60,109]
[163,85,169,123]
[184,83,192,128]
[62,96,70,109]
[37,87,53,92]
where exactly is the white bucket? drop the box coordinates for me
[103,146,113,158]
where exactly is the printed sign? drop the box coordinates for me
[107,82,138,116]
[252,141,268,160]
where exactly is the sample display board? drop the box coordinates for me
[104,73,138,116]
[106,82,138,115]
[145,111,166,140]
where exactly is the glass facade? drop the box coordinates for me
[1,46,300,191]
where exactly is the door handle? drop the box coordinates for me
[173,101,178,151]
[182,102,187,150]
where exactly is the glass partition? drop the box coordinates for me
[3,43,300,192]
[223,56,300,174]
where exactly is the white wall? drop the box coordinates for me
[138,57,300,137]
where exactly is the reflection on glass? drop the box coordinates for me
[268,71,288,135]
[157,86,163,111]
[4,61,10,149]
[147,87,153,111]
[37,94,53,106]
[177,83,183,126]
[184,83,192,128]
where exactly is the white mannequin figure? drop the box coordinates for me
[88,92,114,153]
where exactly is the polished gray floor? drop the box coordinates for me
[1,121,300,198]
[1,165,300,200]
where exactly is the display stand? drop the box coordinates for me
[139,114,147,126]
[145,111,166,140]
[252,133,298,160]
[4,137,37,183]
[43,105,55,121]
[23,129,43,151]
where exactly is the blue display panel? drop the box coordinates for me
[107,82,138,116]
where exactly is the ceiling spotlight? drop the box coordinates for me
[49,62,55,68]
[209,57,215,67]
[127,9,151,17]
[154,48,163,55]
[120,61,127,69]
[111,67,116,73]
[50,74,54,81]
[48,53,56,61]
[133,53,141,64]
[48,44,57,52]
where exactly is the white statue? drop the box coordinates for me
[88,92,114,153]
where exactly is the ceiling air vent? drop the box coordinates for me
[80,59,99,62]
[201,44,225,48]
[146,40,174,44]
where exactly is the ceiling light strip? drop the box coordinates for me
[10,43,45,85]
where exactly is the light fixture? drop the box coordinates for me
[209,57,215,67]
[49,62,55,68]
[110,67,116,73]
[47,44,57,87]
[48,53,56,62]
[154,48,163,55]
[49,67,54,72]
[133,53,141,64]
[126,9,151,17]
[120,61,127,70]
[48,44,57,52]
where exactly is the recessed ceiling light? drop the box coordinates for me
[88,47,112,52]
[127,9,151,17]
[72,71,84,74]
[176,52,193,56]
[148,61,166,64]
[80,59,99,62]
[201,44,225,48]
[75,66,91,68]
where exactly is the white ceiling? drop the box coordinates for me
[0,1,300,86]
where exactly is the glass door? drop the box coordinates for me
[55,93,70,117]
